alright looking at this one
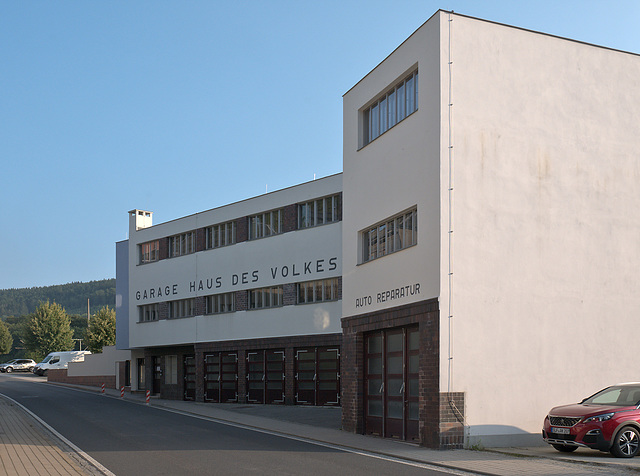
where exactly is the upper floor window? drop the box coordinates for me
[168,231,196,258]
[362,208,417,263]
[168,298,196,319]
[205,292,235,314]
[249,209,282,240]
[298,194,342,229]
[249,286,283,310]
[139,303,159,322]
[139,240,159,264]
[205,221,236,249]
[297,278,339,304]
[363,70,418,146]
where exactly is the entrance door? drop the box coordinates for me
[247,350,285,404]
[365,326,419,442]
[152,356,162,395]
[295,347,340,406]
[184,355,196,401]
[204,352,238,403]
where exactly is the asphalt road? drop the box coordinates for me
[0,375,462,476]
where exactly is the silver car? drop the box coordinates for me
[0,359,37,373]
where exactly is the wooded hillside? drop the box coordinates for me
[0,279,115,319]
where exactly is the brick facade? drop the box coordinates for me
[47,369,116,389]
[341,298,441,448]
[440,392,465,449]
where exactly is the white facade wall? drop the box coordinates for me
[342,14,441,318]
[127,174,342,349]
[446,14,640,444]
[343,10,640,446]
[67,346,131,377]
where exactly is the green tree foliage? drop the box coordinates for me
[23,301,74,361]
[84,306,116,353]
[0,319,12,355]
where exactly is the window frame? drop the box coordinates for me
[363,69,418,146]
[205,292,236,314]
[205,221,236,250]
[139,240,159,264]
[361,208,417,264]
[298,194,342,229]
[139,303,159,322]
[248,209,283,240]
[296,278,340,304]
[249,286,284,310]
[168,231,196,258]
[168,298,196,319]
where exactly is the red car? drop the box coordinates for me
[543,383,640,458]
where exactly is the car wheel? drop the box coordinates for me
[43,370,47,376]
[28,367,34,373]
[552,444,578,453]
[611,426,640,458]
[6,367,12,373]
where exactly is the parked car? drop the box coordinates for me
[543,382,640,458]
[33,351,91,376]
[0,359,37,373]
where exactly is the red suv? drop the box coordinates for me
[543,383,640,458]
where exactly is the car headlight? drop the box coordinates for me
[584,413,615,422]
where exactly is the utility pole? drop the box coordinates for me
[87,298,90,325]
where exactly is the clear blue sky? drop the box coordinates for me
[1,1,639,290]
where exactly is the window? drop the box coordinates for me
[363,70,418,146]
[298,194,341,229]
[297,278,339,304]
[168,298,196,319]
[165,355,178,385]
[205,292,235,314]
[249,286,283,310]
[168,231,196,258]
[139,304,159,322]
[206,221,236,249]
[362,208,417,263]
[139,240,159,264]
[249,209,282,240]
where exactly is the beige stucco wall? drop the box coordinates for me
[444,14,640,443]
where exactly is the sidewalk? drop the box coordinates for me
[0,395,97,476]
[9,381,640,475]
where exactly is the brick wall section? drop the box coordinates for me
[283,204,297,232]
[337,277,343,300]
[440,392,465,449]
[195,333,341,404]
[341,298,440,448]
[283,283,297,306]
[158,237,168,260]
[236,217,248,243]
[159,301,169,320]
[196,227,206,252]
[48,369,116,389]
[235,290,248,311]
[195,296,206,315]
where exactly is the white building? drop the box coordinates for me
[116,10,640,449]
[341,10,640,448]
[116,174,342,405]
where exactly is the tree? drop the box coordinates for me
[84,306,115,353]
[23,301,73,361]
[0,319,12,355]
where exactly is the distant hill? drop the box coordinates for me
[0,279,116,319]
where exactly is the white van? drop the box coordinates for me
[33,351,91,376]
